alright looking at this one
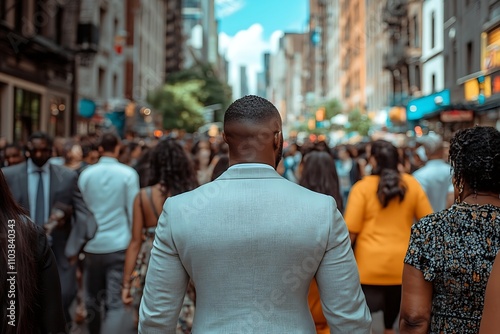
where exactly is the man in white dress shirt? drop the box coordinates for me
[139,95,371,333]
[78,132,139,333]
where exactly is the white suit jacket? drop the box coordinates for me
[139,164,371,333]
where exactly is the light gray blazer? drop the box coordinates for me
[139,165,371,333]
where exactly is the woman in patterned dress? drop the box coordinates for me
[400,126,500,333]
[121,138,198,330]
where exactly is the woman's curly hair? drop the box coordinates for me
[449,126,500,193]
[149,138,198,196]
[370,140,407,207]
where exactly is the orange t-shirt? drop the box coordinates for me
[344,174,433,285]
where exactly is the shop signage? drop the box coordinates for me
[440,110,474,123]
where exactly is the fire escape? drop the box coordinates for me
[383,0,412,107]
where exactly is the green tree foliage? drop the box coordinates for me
[166,64,232,122]
[147,81,205,133]
[347,109,372,137]
[322,99,343,120]
[148,64,233,131]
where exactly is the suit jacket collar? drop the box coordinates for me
[217,165,282,180]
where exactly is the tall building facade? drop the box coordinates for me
[268,33,309,126]
[165,0,183,76]
[365,0,392,116]
[383,0,423,125]
[406,1,500,137]
[0,0,80,141]
[340,0,366,111]
[77,0,127,133]
[307,0,328,104]
[421,0,444,95]
[444,0,500,125]
[182,0,222,74]
[240,65,249,96]
[182,0,202,69]
[325,0,342,101]
[123,0,167,136]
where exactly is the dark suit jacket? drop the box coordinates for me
[2,162,97,267]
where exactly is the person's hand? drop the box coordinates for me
[122,286,133,305]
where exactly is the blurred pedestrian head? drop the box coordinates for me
[370,140,407,207]
[223,95,283,168]
[149,138,198,196]
[417,132,444,160]
[299,150,343,212]
[62,140,83,166]
[26,132,53,167]
[98,132,121,157]
[81,139,99,165]
[4,143,25,166]
[449,126,500,197]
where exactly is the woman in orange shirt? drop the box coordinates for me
[344,140,432,334]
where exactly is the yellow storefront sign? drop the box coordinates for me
[464,76,491,101]
[482,28,500,72]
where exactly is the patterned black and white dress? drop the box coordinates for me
[405,203,500,333]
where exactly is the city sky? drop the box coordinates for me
[216,0,309,97]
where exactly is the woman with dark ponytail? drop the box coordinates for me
[0,169,66,334]
[344,140,432,334]
[122,138,198,329]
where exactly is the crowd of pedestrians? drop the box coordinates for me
[0,95,499,334]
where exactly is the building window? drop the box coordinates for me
[467,41,473,74]
[55,6,64,44]
[113,74,119,97]
[431,11,436,49]
[99,7,107,47]
[13,88,41,143]
[98,68,106,100]
[413,15,419,48]
[431,74,436,93]
[415,64,421,91]
[14,1,23,31]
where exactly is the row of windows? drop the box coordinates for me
[0,0,66,45]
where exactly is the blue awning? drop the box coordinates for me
[406,90,451,121]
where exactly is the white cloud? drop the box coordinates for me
[215,0,245,19]
[219,24,283,98]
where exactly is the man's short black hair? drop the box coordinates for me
[28,132,53,148]
[99,132,120,152]
[224,95,281,125]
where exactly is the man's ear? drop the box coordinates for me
[222,132,228,144]
[273,131,281,149]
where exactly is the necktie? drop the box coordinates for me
[35,170,45,226]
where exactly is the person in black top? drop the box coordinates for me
[0,169,66,334]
